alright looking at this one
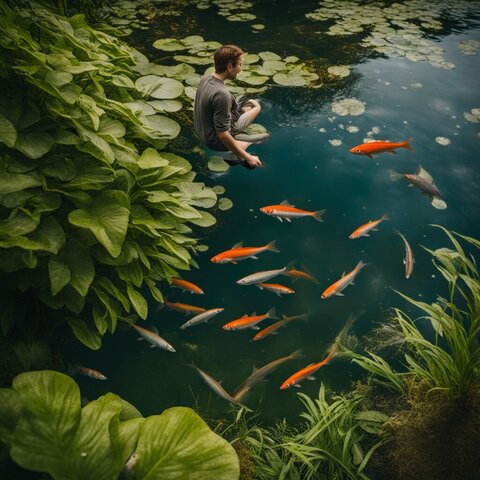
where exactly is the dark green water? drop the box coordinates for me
[63,0,480,424]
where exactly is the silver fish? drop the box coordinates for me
[396,230,415,279]
[180,308,224,330]
[132,324,176,352]
[189,364,250,410]
[232,350,302,401]
[237,262,294,285]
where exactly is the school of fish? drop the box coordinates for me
[78,135,428,414]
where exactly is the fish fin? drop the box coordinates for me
[276,293,282,297]
[366,153,374,159]
[342,271,345,276]
[388,150,397,155]
[137,338,143,341]
[270,331,278,335]
[381,212,390,221]
[232,241,243,248]
[293,384,302,388]
[285,261,296,272]
[149,345,156,348]
[251,326,260,330]
[266,240,280,253]
[307,376,316,381]
[231,261,238,265]
[312,209,326,222]
[280,200,293,206]
[151,325,159,334]
[252,312,257,316]
[364,233,370,236]
[351,282,355,285]
[251,256,258,260]
[277,217,283,222]
[256,284,263,290]
[267,307,278,319]
[408,184,414,187]
[335,292,345,296]
[285,217,292,222]
[242,314,248,317]
[403,259,406,264]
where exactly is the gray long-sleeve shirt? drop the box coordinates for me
[193,74,241,151]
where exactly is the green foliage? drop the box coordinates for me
[353,226,480,398]
[0,370,240,480]
[224,385,389,480]
[0,3,216,349]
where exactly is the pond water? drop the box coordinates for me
[63,0,480,425]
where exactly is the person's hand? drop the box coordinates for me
[245,153,262,168]
[246,99,260,108]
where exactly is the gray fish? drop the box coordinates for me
[189,363,250,410]
[237,262,295,285]
[232,349,302,401]
[403,166,442,198]
[180,308,224,330]
[396,230,415,279]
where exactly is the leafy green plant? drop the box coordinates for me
[222,384,389,480]
[352,225,480,399]
[0,3,217,348]
[0,370,240,479]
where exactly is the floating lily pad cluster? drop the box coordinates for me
[152,36,321,94]
[331,98,365,116]
[194,0,257,23]
[459,39,480,55]
[464,108,480,123]
[306,0,477,70]
[327,65,351,78]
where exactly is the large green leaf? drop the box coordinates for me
[137,147,169,169]
[48,256,71,296]
[67,317,101,350]
[0,112,17,147]
[7,372,141,480]
[127,283,148,319]
[15,132,55,159]
[134,407,240,480]
[0,170,42,195]
[66,239,95,297]
[68,191,130,258]
[135,75,184,99]
[0,389,22,443]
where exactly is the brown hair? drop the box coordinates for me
[214,45,245,73]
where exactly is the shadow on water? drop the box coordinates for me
[61,0,480,426]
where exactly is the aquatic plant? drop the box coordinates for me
[0,370,239,479]
[353,225,480,399]
[0,2,217,349]
[221,384,389,480]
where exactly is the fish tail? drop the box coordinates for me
[356,260,368,271]
[266,240,280,253]
[402,138,414,151]
[290,349,303,360]
[300,263,320,284]
[381,212,390,221]
[285,261,296,272]
[267,307,278,319]
[312,209,326,222]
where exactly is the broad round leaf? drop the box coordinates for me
[143,115,181,140]
[273,73,307,86]
[208,156,230,172]
[15,133,54,159]
[189,210,216,227]
[135,75,184,99]
[138,148,169,169]
[258,51,281,61]
[153,38,187,51]
[134,407,239,480]
[218,197,233,211]
[212,185,225,195]
[0,112,17,147]
[148,100,183,112]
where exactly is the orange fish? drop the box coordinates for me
[164,300,206,316]
[253,313,308,341]
[260,201,326,222]
[256,283,295,296]
[280,313,357,389]
[283,264,319,284]
[76,366,107,380]
[223,308,277,331]
[211,240,279,264]
[321,261,367,299]
[171,278,204,295]
[349,139,413,158]
[349,213,389,239]
[280,345,337,389]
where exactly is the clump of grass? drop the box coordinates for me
[353,225,480,399]
[218,385,390,480]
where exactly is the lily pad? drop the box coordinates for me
[218,198,233,211]
[152,39,186,51]
[208,156,230,172]
[328,66,351,77]
[212,185,225,195]
[332,98,365,116]
[148,100,183,112]
[273,73,307,87]
[135,75,184,99]
[189,210,217,227]
[259,51,281,61]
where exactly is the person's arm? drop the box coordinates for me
[217,131,261,167]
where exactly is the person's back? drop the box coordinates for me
[194,74,240,151]
[192,44,263,169]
